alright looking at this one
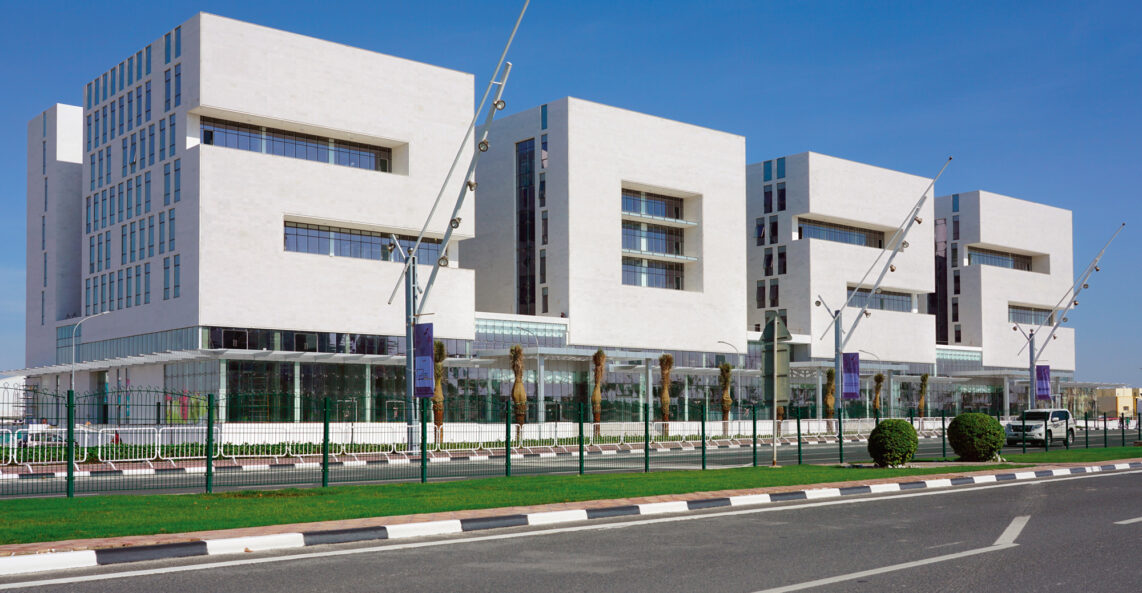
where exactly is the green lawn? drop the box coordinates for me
[1002,446,1141,464]
[0,463,1022,545]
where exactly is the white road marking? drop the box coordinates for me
[1,469,1136,590]
[1114,516,1142,525]
[993,515,1031,546]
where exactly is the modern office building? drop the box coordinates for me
[932,190,1076,409]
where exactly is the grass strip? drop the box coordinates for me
[0,464,1031,546]
[1002,446,1141,464]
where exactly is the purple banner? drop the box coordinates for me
[1035,365,1051,401]
[842,352,860,400]
[414,323,435,398]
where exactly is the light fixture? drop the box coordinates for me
[914,216,923,224]
[1062,317,1069,323]
[1012,326,1018,331]
[863,310,871,318]
[1073,300,1079,306]
[815,300,821,307]
[901,241,910,249]
[1082,283,1089,289]
[478,140,489,152]
[1052,335,1058,340]
[889,265,896,272]
[450,217,462,229]
[1095,266,1101,272]
[467,180,478,191]
[437,256,449,267]
[494,99,506,110]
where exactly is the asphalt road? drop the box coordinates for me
[3,467,1139,592]
[2,430,1135,497]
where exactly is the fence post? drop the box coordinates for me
[1064,415,1069,450]
[1021,413,1027,453]
[66,389,75,499]
[643,403,650,473]
[838,409,844,465]
[205,393,215,494]
[1043,418,1049,452]
[700,406,707,471]
[1085,412,1089,448]
[1137,412,1141,443]
[578,401,584,476]
[796,407,803,465]
[751,404,758,468]
[322,397,330,488]
[1103,414,1108,448]
[505,398,512,478]
[941,410,947,459]
[1122,413,1127,447]
[156,401,162,426]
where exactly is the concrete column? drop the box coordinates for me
[1002,377,1010,419]
[217,360,227,421]
[683,375,690,422]
[536,354,545,424]
[293,361,301,423]
[645,358,653,422]
[364,363,372,422]
[816,368,823,420]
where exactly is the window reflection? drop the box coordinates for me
[201,117,392,173]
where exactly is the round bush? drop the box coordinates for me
[867,419,918,467]
[947,413,1005,461]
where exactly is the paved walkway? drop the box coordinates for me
[3,457,1139,558]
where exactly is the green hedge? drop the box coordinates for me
[867,419,918,467]
[947,413,1005,461]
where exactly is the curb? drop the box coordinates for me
[0,433,945,481]
[3,460,1138,577]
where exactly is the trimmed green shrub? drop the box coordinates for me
[867,419,918,467]
[947,412,1005,461]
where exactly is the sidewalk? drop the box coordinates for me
[2,457,1139,571]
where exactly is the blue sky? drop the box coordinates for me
[0,1,1139,384]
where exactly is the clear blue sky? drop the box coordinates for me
[1,1,1139,384]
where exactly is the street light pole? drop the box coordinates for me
[70,311,109,392]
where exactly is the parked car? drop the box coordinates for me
[16,432,71,448]
[1006,409,1074,445]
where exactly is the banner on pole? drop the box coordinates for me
[842,352,860,400]
[1035,365,1051,401]
[414,323,435,398]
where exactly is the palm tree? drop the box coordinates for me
[591,349,606,437]
[431,340,446,445]
[873,373,884,416]
[824,369,836,420]
[510,345,527,440]
[718,362,732,436]
[917,373,930,420]
[658,354,674,436]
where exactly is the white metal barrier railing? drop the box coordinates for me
[97,427,160,467]
[157,426,222,462]
[0,429,10,466]
[14,428,91,468]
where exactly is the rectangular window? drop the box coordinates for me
[145,81,151,122]
[163,257,170,300]
[41,216,45,251]
[797,218,884,248]
[118,96,124,135]
[515,138,536,314]
[952,193,959,213]
[146,45,151,74]
[538,173,546,208]
[953,269,961,295]
[121,139,128,178]
[86,115,92,151]
[540,134,548,169]
[201,117,393,173]
[1008,305,1054,325]
[144,171,151,212]
[159,212,166,254]
[128,56,134,85]
[540,286,547,313]
[776,157,786,179]
[769,215,778,245]
[168,208,175,251]
[951,297,959,322]
[173,159,181,202]
[110,101,116,140]
[126,267,132,308]
[621,257,684,290]
[777,246,787,275]
[148,215,155,256]
[763,185,772,214]
[121,225,127,264]
[763,248,773,276]
[163,163,170,205]
[102,106,107,143]
[85,278,91,315]
[105,231,111,270]
[769,279,780,307]
[100,275,106,312]
[159,120,166,160]
[954,324,962,343]
[130,222,136,262]
[848,287,912,312]
[117,270,123,309]
[164,32,171,64]
[175,26,181,58]
[86,83,92,110]
[174,65,181,107]
[42,252,46,287]
[90,155,95,190]
[541,104,548,130]
[126,180,133,219]
[539,249,546,284]
[621,222,683,255]
[101,189,107,228]
[89,236,95,273]
[173,255,180,298]
[134,265,141,305]
[169,115,175,156]
[541,211,548,245]
[755,218,765,246]
[951,244,959,268]
[952,215,960,241]
[148,124,155,165]
[138,130,146,169]
[136,86,142,126]
[144,263,151,304]
[755,280,765,308]
[283,222,443,264]
[97,151,103,187]
[97,235,102,272]
[763,160,773,182]
[777,182,786,211]
[130,134,137,173]
[621,189,684,220]
[968,247,1032,271]
[164,69,171,111]
[94,110,100,149]
[127,91,134,131]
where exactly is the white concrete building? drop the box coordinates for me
[746,152,936,368]
[932,190,1076,405]
[465,97,748,355]
[25,14,477,413]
